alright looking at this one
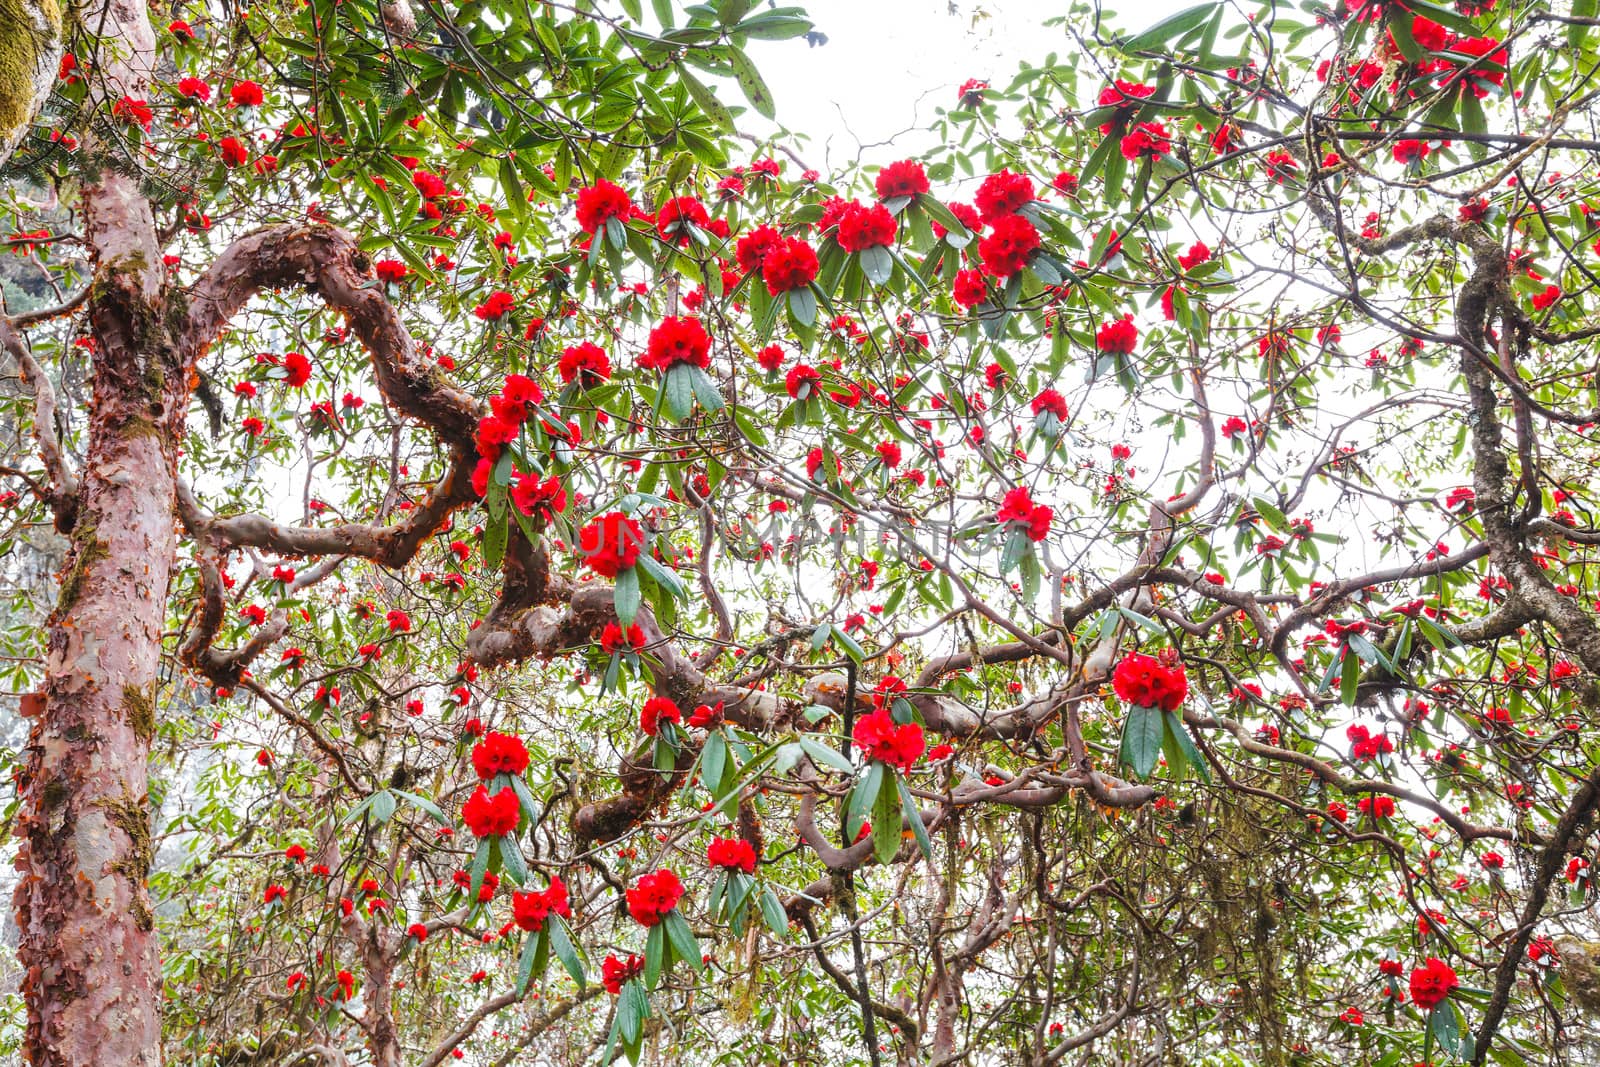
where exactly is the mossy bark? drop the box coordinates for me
[0,0,63,171]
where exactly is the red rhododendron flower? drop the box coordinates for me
[786,363,821,400]
[386,609,411,633]
[835,202,897,252]
[735,224,782,274]
[218,136,249,168]
[997,486,1052,541]
[1111,652,1187,711]
[1178,242,1211,270]
[761,237,819,295]
[374,259,408,284]
[1031,389,1068,421]
[112,96,153,130]
[229,81,264,107]
[283,351,312,387]
[1096,315,1138,354]
[626,868,684,926]
[1120,122,1171,161]
[558,342,611,386]
[639,316,711,372]
[639,696,682,737]
[974,169,1035,223]
[977,214,1039,278]
[600,621,646,654]
[1408,958,1458,1011]
[707,837,758,873]
[511,472,566,522]
[851,709,925,772]
[461,785,520,838]
[876,441,902,468]
[602,953,645,993]
[412,170,447,199]
[471,731,530,779]
[474,290,515,320]
[576,511,643,577]
[656,196,710,244]
[511,876,571,932]
[953,269,987,307]
[285,844,306,862]
[576,178,632,233]
[176,77,211,102]
[875,159,930,200]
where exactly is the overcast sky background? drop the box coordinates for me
[750,0,1193,172]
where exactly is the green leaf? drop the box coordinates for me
[678,67,735,134]
[664,909,703,972]
[727,47,776,118]
[1430,1000,1462,1056]
[644,920,667,989]
[859,245,894,285]
[1121,2,1221,52]
[500,834,530,885]
[688,365,725,413]
[701,728,728,796]
[1119,705,1164,779]
[800,736,855,775]
[896,774,934,863]
[548,914,586,990]
[788,286,818,327]
[920,196,971,243]
[619,978,649,1044]
[614,566,642,628]
[1339,645,1361,706]
[758,884,789,938]
[517,927,545,996]
[662,363,697,422]
[1572,0,1596,48]
[848,762,885,837]
[483,511,508,570]
[1252,496,1287,531]
[872,766,902,865]
[1164,712,1211,784]
[469,837,492,899]
[391,789,446,825]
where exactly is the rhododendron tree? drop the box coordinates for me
[6,0,1600,1065]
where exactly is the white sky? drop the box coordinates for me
[751,0,1193,171]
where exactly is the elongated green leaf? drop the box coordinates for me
[664,909,703,972]
[392,788,448,825]
[872,766,902,864]
[614,565,642,628]
[548,914,586,989]
[1119,704,1164,779]
[727,47,775,118]
[896,774,934,863]
[1164,712,1212,784]
[517,928,544,995]
[1121,2,1221,52]
[678,67,735,133]
[644,920,667,989]
[758,884,789,938]
[848,761,885,837]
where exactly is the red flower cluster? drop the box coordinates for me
[1346,723,1394,762]
[471,731,530,779]
[511,876,571,932]
[1096,315,1138,354]
[575,178,632,233]
[1178,242,1211,270]
[639,695,682,737]
[640,316,711,372]
[835,202,897,253]
[511,471,567,521]
[997,486,1052,542]
[626,868,684,927]
[558,342,611,386]
[786,364,821,400]
[978,215,1040,278]
[953,269,987,307]
[1120,122,1171,161]
[602,953,645,994]
[707,837,758,874]
[474,290,515,320]
[735,224,781,274]
[283,351,312,387]
[1031,389,1068,421]
[576,511,643,577]
[656,196,710,244]
[600,621,646,654]
[1408,958,1458,1011]
[762,237,819,295]
[461,786,520,838]
[229,81,264,107]
[875,159,930,199]
[974,169,1035,224]
[852,709,925,772]
[1111,652,1187,711]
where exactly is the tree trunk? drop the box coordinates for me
[13,381,173,1064]
[12,0,174,1053]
